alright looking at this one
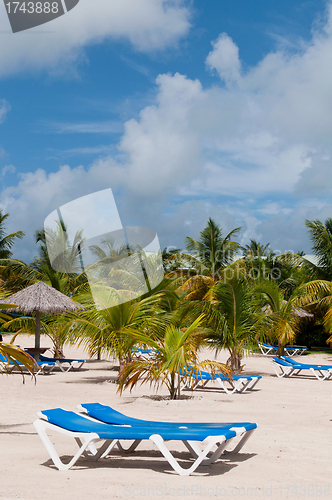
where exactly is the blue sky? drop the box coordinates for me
[0,0,331,262]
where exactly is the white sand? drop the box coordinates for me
[1,334,331,500]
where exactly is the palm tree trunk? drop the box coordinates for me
[170,373,177,400]
[177,372,181,399]
[278,340,285,357]
[227,350,242,374]
[118,357,126,383]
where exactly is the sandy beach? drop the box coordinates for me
[1,335,331,500]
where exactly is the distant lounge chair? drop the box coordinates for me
[38,354,85,372]
[283,346,308,356]
[270,357,299,378]
[281,356,332,380]
[258,342,307,356]
[179,368,262,394]
[34,407,257,475]
[258,342,279,356]
[0,352,56,375]
[131,347,153,358]
[271,356,332,380]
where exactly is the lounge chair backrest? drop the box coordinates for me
[272,357,299,367]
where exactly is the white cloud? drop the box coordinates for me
[254,204,332,254]
[0,99,10,123]
[118,72,204,196]
[205,33,242,85]
[0,0,191,77]
[0,161,125,261]
[1,164,15,176]
[51,121,123,134]
[4,2,332,259]
[63,145,115,156]
[294,155,332,196]
[114,1,332,199]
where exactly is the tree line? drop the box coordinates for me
[1,210,332,397]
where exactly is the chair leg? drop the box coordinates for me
[182,440,203,458]
[34,419,103,471]
[95,439,119,459]
[182,438,229,462]
[183,426,255,462]
[149,434,227,476]
[199,440,229,464]
[55,361,66,372]
[247,377,260,390]
[237,379,252,393]
[271,362,291,378]
[71,361,85,371]
[310,368,329,381]
[226,428,255,454]
[116,440,142,453]
[215,378,237,394]
[232,379,247,393]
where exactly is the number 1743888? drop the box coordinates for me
[5,2,59,14]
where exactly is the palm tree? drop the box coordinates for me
[161,247,182,273]
[0,301,36,377]
[0,225,87,357]
[242,239,270,259]
[118,314,230,399]
[305,218,332,280]
[0,211,26,290]
[3,313,66,358]
[60,289,166,370]
[204,275,260,372]
[298,280,332,347]
[177,219,241,301]
[0,258,36,293]
[0,210,24,259]
[240,239,273,284]
[32,225,86,294]
[185,218,241,281]
[0,221,86,295]
[0,342,37,377]
[254,280,316,355]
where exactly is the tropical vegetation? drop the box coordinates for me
[1,208,332,394]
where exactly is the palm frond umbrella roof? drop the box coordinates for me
[0,281,81,314]
[262,300,314,318]
[291,305,314,318]
[0,281,81,354]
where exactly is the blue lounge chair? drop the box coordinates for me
[258,342,279,356]
[78,402,256,454]
[271,357,332,380]
[258,342,307,356]
[34,408,257,475]
[270,357,300,377]
[285,346,307,356]
[281,356,332,380]
[180,368,262,394]
[38,354,85,372]
[131,347,153,358]
[0,352,56,375]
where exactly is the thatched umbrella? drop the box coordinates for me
[263,301,314,318]
[0,281,81,353]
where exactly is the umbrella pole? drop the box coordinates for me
[35,311,41,360]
